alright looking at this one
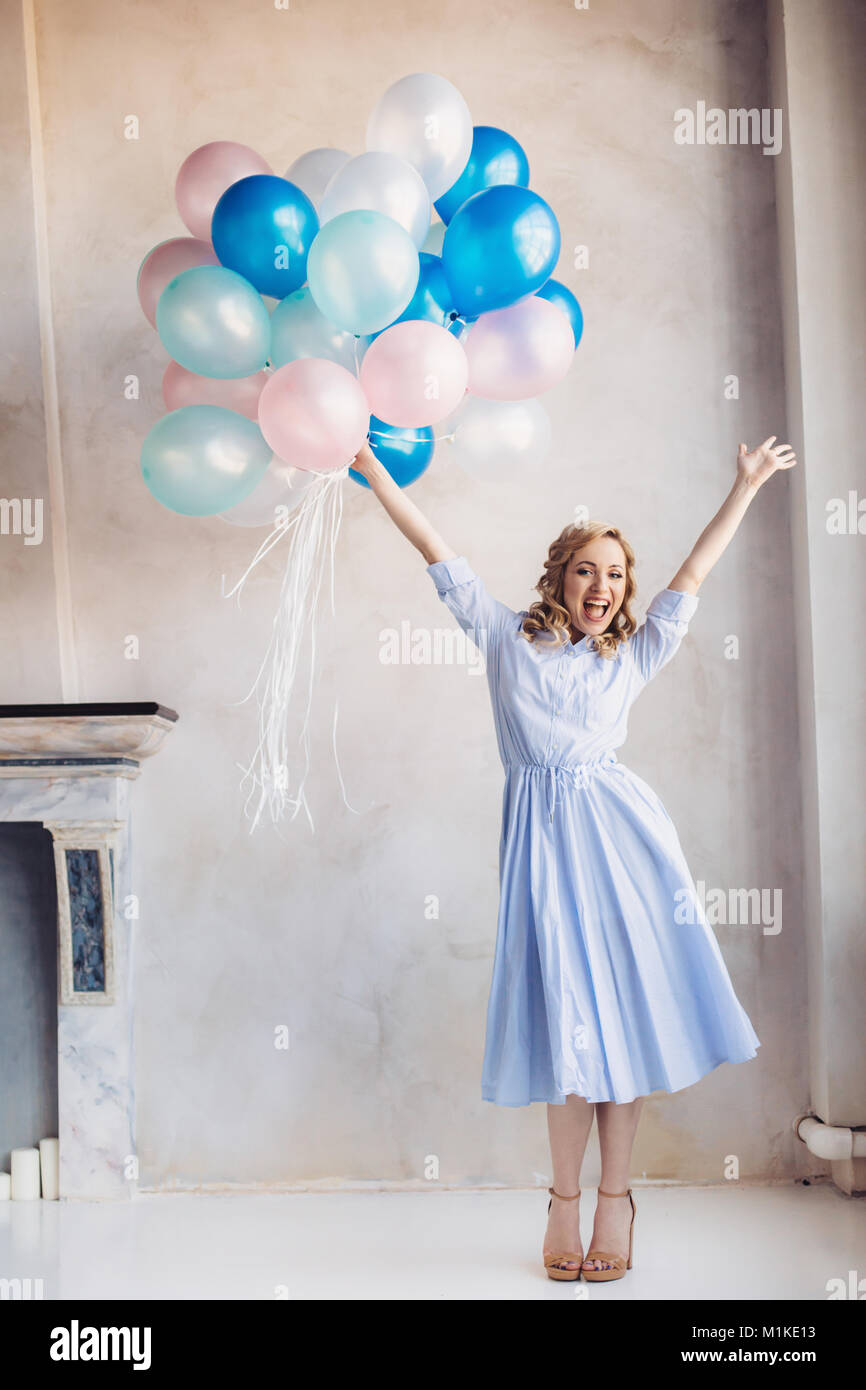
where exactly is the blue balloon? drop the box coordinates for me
[349,417,434,489]
[211,175,318,299]
[435,125,530,224]
[371,253,457,337]
[441,185,560,317]
[537,278,583,349]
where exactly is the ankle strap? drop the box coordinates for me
[548,1186,581,1201]
[597,1187,632,1197]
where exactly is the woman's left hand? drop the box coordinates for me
[736,436,798,488]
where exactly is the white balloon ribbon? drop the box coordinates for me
[223,465,359,833]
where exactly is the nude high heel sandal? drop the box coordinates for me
[581,1187,636,1282]
[543,1187,583,1281]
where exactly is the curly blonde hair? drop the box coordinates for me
[521,521,638,660]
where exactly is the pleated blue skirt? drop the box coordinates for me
[482,759,761,1106]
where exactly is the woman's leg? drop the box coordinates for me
[544,1095,595,1270]
[582,1097,644,1271]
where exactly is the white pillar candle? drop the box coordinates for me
[10,1148,41,1200]
[39,1138,59,1200]
[0,1172,10,1200]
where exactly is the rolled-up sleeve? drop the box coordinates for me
[426,556,516,652]
[629,587,700,684]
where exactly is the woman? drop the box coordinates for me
[351,434,796,1282]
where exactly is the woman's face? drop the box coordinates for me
[561,537,627,640]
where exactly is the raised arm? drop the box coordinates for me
[350,440,456,565]
[667,437,798,594]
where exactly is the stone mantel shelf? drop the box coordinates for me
[0,702,179,777]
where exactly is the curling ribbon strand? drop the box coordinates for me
[225,465,355,832]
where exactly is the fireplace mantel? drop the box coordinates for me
[0,701,178,1198]
[0,702,178,777]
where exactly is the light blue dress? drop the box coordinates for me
[427,556,760,1106]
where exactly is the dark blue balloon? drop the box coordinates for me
[441,185,560,318]
[435,125,530,225]
[536,278,583,349]
[349,417,435,489]
[371,253,457,338]
[211,175,318,300]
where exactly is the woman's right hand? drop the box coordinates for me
[351,439,380,479]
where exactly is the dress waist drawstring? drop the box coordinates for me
[544,752,617,820]
[504,754,618,822]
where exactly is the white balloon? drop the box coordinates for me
[285,147,351,210]
[422,218,446,255]
[320,151,431,249]
[444,396,552,481]
[219,456,317,527]
[366,73,472,201]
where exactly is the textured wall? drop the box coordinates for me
[5,0,818,1186]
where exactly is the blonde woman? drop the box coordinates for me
[351,435,796,1282]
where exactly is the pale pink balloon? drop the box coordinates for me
[175,141,273,241]
[137,237,219,327]
[162,360,268,420]
[257,358,369,473]
[464,297,575,401]
[359,320,468,427]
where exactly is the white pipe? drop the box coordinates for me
[795,1114,866,1161]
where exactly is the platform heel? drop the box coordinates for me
[543,1187,583,1280]
[581,1187,636,1282]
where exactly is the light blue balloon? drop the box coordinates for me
[156,265,270,379]
[269,287,369,372]
[306,209,419,335]
[140,406,272,516]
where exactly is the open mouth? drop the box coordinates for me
[582,598,610,622]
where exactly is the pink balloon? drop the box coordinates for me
[464,297,575,401]
[162,360,268,420]
[359,320,468,427]
[175,141,273,241]
[257,359,369,473]
[137,237,219,327]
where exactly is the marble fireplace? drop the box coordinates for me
[0,703,177,1200]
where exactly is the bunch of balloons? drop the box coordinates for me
[136,72,584,522]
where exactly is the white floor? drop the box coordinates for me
[1,1181,862,1300]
